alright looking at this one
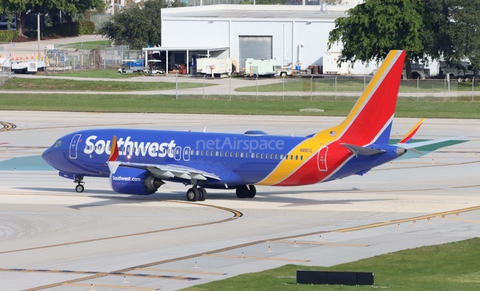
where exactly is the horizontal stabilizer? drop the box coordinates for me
[341,143,385,156]
[393,136,467,159]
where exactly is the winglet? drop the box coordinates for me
[399,118,425,144]
[107,136,120,174]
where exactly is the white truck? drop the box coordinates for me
[322,52,349,75]
[439,61,477,80]
[196,58,232,77]
[3,59,47,74]
[403,63,430,79]
[244,58,276,77]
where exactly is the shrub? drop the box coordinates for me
[0,30,18,42]
[78,20,95,35]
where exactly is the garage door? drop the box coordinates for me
[239,36,272,72]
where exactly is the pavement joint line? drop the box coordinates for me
[445,217,480,225]
[138,267,226,276]
[335,205,480,232]
[0,268,197,281]
[64,283,159,290]
[202,253,310,262]
[0,201,242,255]
[270,239,369,247]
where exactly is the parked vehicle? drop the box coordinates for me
[196,58,232,77]
[244,58,276,77]
[117,59,144,74]
[0,13,16,30]
[275,66,292,77]
[143,60,164,75]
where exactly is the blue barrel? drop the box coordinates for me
[295,65,301,74]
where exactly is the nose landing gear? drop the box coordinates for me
[74,176,85,193]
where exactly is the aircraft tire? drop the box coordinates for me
[247,185,256,198]
[198,188,207,201]
[236,185,249,198]
[186,188,200,202]
[75,184,84,193]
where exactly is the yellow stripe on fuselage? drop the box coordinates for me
[258,137,326,185]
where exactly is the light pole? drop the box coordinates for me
[37,13,41,61]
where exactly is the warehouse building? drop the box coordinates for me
[145,3,375,75]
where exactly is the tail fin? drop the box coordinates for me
[399,118,424,144]
[316,50,406,145]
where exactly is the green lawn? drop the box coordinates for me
[182,238,480,291]
[2,77,208,91]
[58,39,112,50]
[1,93,479,118]
[46,69,140,79]
[235,77,478,93]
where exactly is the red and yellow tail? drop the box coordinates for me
[316,50,406,145]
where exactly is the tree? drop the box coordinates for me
[0,0,104,36]
[327,0,424,77]
[99,0,185,50]
[437,0,480,79]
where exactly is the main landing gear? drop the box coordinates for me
[74,175,85,193]
[186,186,207,202]
[236,185,256,198]
[186,184,256,201]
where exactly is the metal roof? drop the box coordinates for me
[162,4,347,21]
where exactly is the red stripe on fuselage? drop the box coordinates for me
[275,141,351,186]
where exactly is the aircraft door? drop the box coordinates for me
[183,146,191,161]
[69,134,81,159]
[317,146,328,172]
[174,146,182,161]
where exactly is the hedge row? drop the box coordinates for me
[0,30,18,42]
[24,20,95,39]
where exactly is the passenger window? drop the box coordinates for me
[295,155,298,160]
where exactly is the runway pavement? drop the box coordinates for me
[1,111,479,290]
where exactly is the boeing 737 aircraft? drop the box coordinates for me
[42,50,462,201]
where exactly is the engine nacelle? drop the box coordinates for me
[110,167,163,195]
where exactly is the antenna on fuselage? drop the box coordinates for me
[203,127,207,132]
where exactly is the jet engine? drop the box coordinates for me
[110,167,164,195]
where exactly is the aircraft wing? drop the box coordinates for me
[392,136,468,159]
[109,161,221,181]
[106,135,221,181]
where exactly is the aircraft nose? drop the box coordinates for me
[42,138,68,171]
[42,145,59,169]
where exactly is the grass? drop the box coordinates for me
[1,77,208,91]
[1,93,479,118]
[235,77,480,93]
[58,39,112,50]
[46,69,141,79]
[182,238,480,291]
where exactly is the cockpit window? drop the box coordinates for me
[53,140,62,148]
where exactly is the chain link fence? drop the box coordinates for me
[168,74,480,101]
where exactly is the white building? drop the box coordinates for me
[148,4,375,75]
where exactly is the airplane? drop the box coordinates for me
[42,50,464,202]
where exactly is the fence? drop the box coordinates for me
[1,42,136,72]
[167,74,480,102]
